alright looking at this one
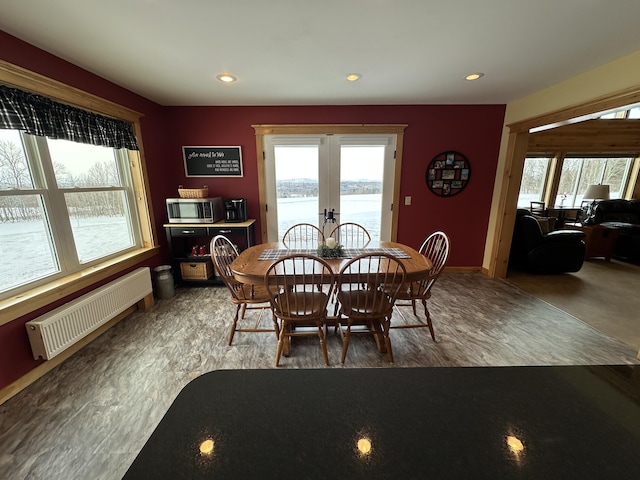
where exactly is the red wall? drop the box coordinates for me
[0,30,505,392]
[166,104,505,265]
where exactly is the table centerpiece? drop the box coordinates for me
[317,237,344,258]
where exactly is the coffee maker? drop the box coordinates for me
[224,198,248,223]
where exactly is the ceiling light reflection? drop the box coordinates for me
[346,73,361,82]
[506,435,524,453]
[199,438,215,455]
[357,437,372,455]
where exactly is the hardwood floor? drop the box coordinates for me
[507,258,640,351]
[1,272,638,479]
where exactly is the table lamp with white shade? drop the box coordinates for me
[582,184,610,220]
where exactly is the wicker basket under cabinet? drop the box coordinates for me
[180,260,214,280]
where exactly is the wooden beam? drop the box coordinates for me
[252,124,407,135]
[489,131,529,278]
[507,85,640,133]
[528,119,640,153]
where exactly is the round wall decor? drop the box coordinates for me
[425,150,471,197]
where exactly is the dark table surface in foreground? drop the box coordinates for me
[124,366,640,479]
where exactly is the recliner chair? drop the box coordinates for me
[510,209,586,274]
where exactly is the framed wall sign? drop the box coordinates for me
[425,150,471,197]
[183,146,243,177]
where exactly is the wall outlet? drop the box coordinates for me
[404,196,412,206]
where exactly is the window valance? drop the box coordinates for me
[0,84,138,150]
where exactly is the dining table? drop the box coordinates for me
[230,241,433,356]
[548,206,583,229]
[230,240,433,286]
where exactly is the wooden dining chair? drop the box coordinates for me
[390,231,450,341]
[264,253,335,366]
[564,200,592,224]
[282,223,324,249]
[210,235,279,345]
[335,252,406,363]
[329,222,371,248]
[530,201,547,217]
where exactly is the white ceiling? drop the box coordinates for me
[2,0,640,107]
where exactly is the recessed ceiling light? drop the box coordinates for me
[216,74,237,83]
[465,72,484,81]
[346,73,361,82]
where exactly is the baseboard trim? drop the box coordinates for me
[444,266,484,273]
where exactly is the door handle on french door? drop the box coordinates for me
[322,208,339,223]
[321,207,339,235]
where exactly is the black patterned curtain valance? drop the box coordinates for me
[0,85,139,150]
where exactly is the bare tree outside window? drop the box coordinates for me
[0,136,33,190]
[557,156,633,206]
[517,157,551,207]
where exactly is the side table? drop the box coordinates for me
[565,223,621,261]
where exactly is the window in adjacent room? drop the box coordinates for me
[555,155,634,206]
[0,128,142,296]
[599,105,640,118]
[628,107,640,119]
[517,155,552,208]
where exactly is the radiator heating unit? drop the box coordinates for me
[26,267,153,360]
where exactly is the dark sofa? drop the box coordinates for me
[585,199,640,261]
[510,209,586,274]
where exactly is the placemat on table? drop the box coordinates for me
[258,247,410,260]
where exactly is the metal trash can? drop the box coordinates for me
[153,265,175,299]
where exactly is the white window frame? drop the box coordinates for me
[0,131,143,298]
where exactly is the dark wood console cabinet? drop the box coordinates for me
[163,219,256,285]
[565,222,621,261]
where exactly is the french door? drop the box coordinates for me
[263,134,397,243]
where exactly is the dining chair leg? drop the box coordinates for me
[384,335,394,362]
[240,303,248,319]
[411,299,417,316]
[340,326,352,364]
[271,313,280,340]
[275,326,287,367]
[282,324,292,356]
[381,318,393,363]
[317,325,330,365]
[228,304,242,346]
[370,320,387,354]
[422,300,437,341]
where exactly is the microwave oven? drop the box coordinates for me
[166,197,224,223]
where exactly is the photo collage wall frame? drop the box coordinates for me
[425,150,471,197]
